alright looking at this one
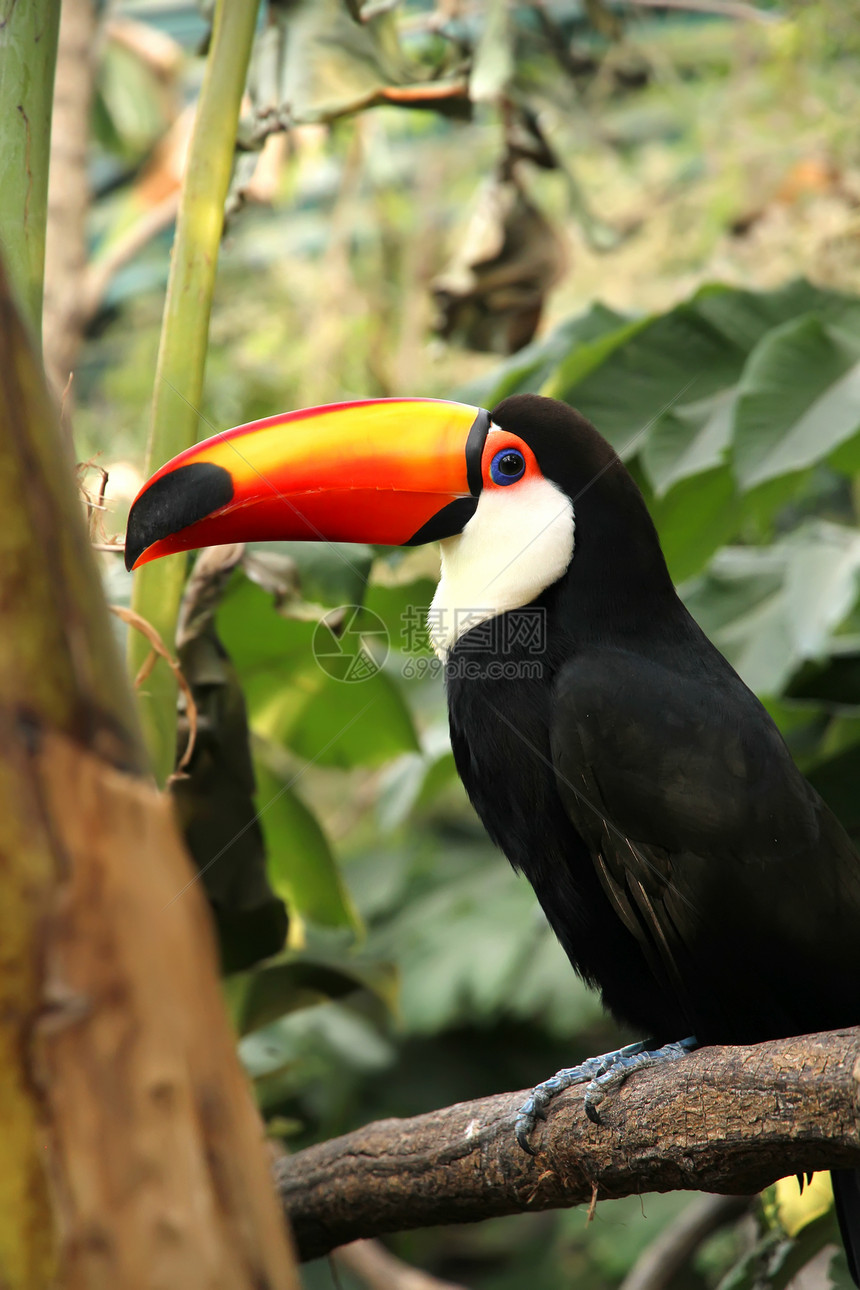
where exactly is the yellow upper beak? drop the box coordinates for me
[125,398,490,570]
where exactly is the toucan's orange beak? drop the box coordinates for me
[125,398,490,571]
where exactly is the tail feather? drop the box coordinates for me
[832,1169,860,1288]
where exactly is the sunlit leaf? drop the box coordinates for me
[682,523,860,695]
[256,664,419,766]
[280,0,467,124]
[468,0,513,103]
[734,314,860,489]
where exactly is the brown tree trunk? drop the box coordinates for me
[0,254,300,1287]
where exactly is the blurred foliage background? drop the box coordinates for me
[44,0,860,1286]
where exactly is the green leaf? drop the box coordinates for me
[682,523,860,695]
[370,852,575,1034]
[540,281,860,499]
[239,1001,395,1105]
[375,734,458,832]
[228,951,397,1038]
[457,303,628,409]
[647,465,744,583]
[544,314,654,423]
[550,296,745,471]
[693,278,842,351]
[219,568,418,767]
[254,748,361,934]
[97,39,170,160]
[256,664,420,767]
[733,314,860,489]
[280,0,467,124]
[217,565,316,679]
[641,388,736,496]
[363,575,438,657]
[505,923,604,1039]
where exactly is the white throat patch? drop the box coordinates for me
[428,475,575,658]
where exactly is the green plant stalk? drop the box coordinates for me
[0,1,61,344]
[129,0,259,783]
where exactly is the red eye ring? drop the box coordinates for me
[481,430,537,490]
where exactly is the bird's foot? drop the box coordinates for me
[515,1035,697,1154]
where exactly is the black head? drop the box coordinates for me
[483,393,677,634]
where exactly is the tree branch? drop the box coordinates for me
[334,1239,468,1290]
[277,1029,860,1261]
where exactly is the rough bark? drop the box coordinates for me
[35,731,298,1288]
[0,245,300,1287]
[277,1028,860,1261]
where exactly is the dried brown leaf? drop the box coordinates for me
[110,605,198,774]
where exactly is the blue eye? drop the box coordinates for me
[490,448,526,486]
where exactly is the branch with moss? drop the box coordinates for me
[277,1028,860,1261]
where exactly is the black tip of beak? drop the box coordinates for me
[125,461,234,570]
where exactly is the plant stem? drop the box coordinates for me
[0,0,61,345]
[128,0,259,783]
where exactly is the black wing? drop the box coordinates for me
[549,647,860,1044]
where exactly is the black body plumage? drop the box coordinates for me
[446,395,860,1277]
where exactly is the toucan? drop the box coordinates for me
[126,392,860,1279]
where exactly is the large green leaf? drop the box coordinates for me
[218,565,418,766]
[217,568,318,679]
[541,281,858,501]
[682,522,860,695]
[733,313,860,489]
[375,723,458,832]
[646,464,744,583]
[457,302,627,408]
[365,840,588,1035]
[254,747,361,934]
[363,575,438,658]
[544,313,653,423]
[548,293,746,461]
[254,663,420,767]
[238,1000,396,1110]
[692,279,842,351]
[641,389,736,497]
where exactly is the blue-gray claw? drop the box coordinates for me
[514,1037,697,1154]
